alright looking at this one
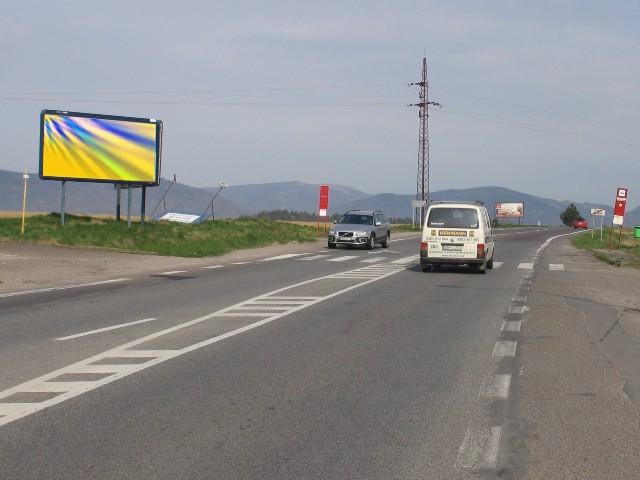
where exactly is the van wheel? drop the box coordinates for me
[474,262,487,274]
[422,265,432,273]
[382,232,390,248]
[367,234,376,250]
[487,256,494,269]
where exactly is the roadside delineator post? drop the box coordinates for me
[21,169,29,235]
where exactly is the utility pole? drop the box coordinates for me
[409,57,441,222]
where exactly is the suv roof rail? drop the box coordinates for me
[430,200,485,206]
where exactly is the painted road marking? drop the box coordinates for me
[512,295,527,303]
[360,257,385,263]
[481,374,512,399]
[501,321,522,333]
[492,341,517,357]
[517,263,534,270]
[202,265,224,269]
[55,318,158,341]
[0,278,130,299]
[549,263,565,271]
[327,256,359,262]
[158,271,188,276]
[297,255,330,261]
[507,305,528,315]
[231,262,252,265]
[0,260,411,428]
[261,253,309,261]
[493,261,504,269]
[456,426,502,471]
[391,255,419,265]
[393,236,420,242]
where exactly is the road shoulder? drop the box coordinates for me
[508,237,640,479]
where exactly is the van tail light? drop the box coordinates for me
[420,242,428,251]
[477,243,485,259]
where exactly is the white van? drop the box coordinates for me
[420,201,495,273]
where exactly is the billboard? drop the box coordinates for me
[39,110,162,185]
[495,202,524,218]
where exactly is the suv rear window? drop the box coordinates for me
[339,214,373,225]
[427,208,479,229]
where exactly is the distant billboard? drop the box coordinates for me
[39,110,163,185]
[495,202,524,218]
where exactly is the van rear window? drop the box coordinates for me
[427,208,479,229]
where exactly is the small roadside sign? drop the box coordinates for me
[609,187,630,248]
[159,212,201,224]
[412,200,427,208]
[590,208,605,216]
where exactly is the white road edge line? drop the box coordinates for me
[0,278,130,299]
[158,271,187,275]
[0,257,413,428]
[55,318,159,341]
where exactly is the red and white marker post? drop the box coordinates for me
[317,185,330,236]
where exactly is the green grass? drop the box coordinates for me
[0,214,320,257]
[571,228,640,267]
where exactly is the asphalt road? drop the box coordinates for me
[0,227,597,479]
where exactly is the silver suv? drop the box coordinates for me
[328,210,391,250]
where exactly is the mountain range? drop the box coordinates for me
[1,169,638,226]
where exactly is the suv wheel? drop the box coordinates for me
[382,232,390,248]
[367,234,376,250]
[328,242,336,249]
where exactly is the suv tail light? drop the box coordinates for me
[477,243,485,259]
[420,242,428,251]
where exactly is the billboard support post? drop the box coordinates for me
[141,186,146,228]
[127,186,132,229]
[60,181,66,226]
[116,186,121,222]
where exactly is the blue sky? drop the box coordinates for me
[1,1,638,207]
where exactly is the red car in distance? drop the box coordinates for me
[573,218,588,229]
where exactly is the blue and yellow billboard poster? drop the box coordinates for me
[39,110,162,185]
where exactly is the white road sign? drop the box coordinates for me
[590,208,605,216]
[412,200,427,208]
[159,213,201,224]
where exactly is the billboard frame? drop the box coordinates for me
[38,109,163,186]
[495,201,525,219]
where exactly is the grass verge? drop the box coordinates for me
[0,214,320,257]
[571,228,640,268]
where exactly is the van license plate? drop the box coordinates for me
[442,245,463,251]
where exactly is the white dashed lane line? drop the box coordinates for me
[549,263,565,271]
[501,321,522,333]
[231,262,252,265]
[492,341,517,357]
[327,256,359,262]
[297,254,330,261]
[202,265,224,269]
[55,318,158,341]
[360,257,386,263]
[260,253,310,262]
[0,278,130,299]
[517,263,534,270]
[158,271,188,275]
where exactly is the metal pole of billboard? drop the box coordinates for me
[60,181,66,226]
[600,216,604,241]
[116,186,121,222]
[141,186,146,229]
[127,186,132,229]
[591,216,594,239]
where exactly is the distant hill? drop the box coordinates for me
[334,186,640,226]
[206,181,369,214]
[1,169,638,226]
[0,169,248,218]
